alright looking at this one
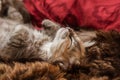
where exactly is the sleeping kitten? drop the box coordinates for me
[0,18,85,70]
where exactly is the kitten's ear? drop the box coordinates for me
[83,41,95,47]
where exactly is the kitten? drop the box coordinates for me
[0,18,85,70]
[0,0,86,70]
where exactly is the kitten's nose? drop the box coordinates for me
[66,27,73,33]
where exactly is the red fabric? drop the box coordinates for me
[24,0,120,31]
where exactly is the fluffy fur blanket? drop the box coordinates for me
[0,61,65,80]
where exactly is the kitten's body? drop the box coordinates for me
[0,17,85,70]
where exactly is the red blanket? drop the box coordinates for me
[24,0,120,31]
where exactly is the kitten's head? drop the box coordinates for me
[49,27,85,70]
[0,0,31,23]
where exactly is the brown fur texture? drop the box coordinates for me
[0,61,66,80]
[86,31,120,79]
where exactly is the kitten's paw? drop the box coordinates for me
[41,19,61,36]
[41,19,60,29]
